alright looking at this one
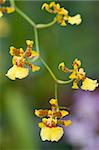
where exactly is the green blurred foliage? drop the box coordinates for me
[0,1,99,150]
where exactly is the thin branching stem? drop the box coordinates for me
[55,83,58,99]
[36,19,56,29]
[15,6,36,27]
[34,28,40,53]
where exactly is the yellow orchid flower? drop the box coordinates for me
[35,98,72,142]
[42,2,82,26]
[6,40,40,80]
[58,58,98,91]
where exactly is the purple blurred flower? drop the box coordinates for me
[64,90,99,148]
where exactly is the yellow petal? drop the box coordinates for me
[72,81,79,89]
[6,65,29,80]
[48,110,53,116]
[81,77,98,91]
[9,46,15,56]
[49,2,56,8]
[6,7,15,14]
[51,127,64,142]
[15,67,29,79]
[58,62,70,73]
[38,122,45,128]
[19,48,24,56]
[9,47,24,56]
[30,51,39,58]
[32,65,40,72]
[42,3,49,10]
[49,98,58,105]
[6,65,17,80]
[40,127,64,142]
[60,20,66,26]
[60,110,69,117]
[40,127,51,141]
[35,109,48,118]
[58,8,68,16]
[64,120,72,126]
[0,12,3,18]
[73,58,81,69]
[35,110,40,117]
[68,14,82,25]
[69,70,77,79]
[78,68,86,76]
[26,40,33,46]
[58,62,65,70]
[42,118,48,123]
[42,118,57,127]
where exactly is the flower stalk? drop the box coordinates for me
[15,6,36,28]
[36,18,57,29]
[34,27,40,53]
[55,83,58,100]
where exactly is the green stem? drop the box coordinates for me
[15,6,36,28]
[57,79,73,84]
[36,18,56,29]
[55,83,58,99]
[40,57,73,84]
[34,28,40,53]
[40,57,57,82]
[9,0,15,7]
[33,27,73,85]
[34,24,72,85]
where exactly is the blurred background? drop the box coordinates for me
[0,0,99,150]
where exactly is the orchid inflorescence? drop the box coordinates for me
[2,0,98,142]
